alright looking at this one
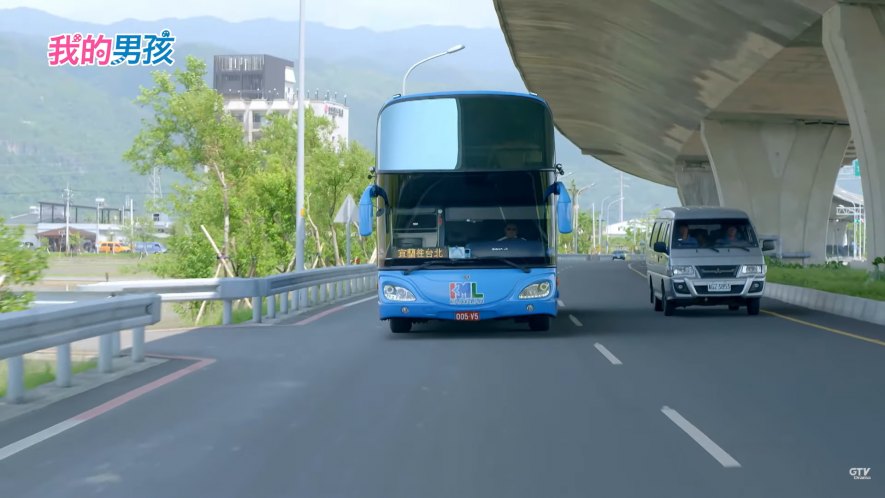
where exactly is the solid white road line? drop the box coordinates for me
[569,314,582,327]
[593,343,623,365]
[661,406,741,468]
[0,420,82,462]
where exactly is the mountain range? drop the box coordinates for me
[0,7,679,220]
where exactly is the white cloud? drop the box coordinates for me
[0,0,501,31]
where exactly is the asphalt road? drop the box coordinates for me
[1,259,883,497]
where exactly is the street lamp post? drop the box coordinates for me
[604,197,623,253]
[95,197,105,253]
[570,183,595,253]
[598,194,619,253]
[295,0,306,281]
[401,44,465,95]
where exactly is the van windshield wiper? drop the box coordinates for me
[714,244,750,252]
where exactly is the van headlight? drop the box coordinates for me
[739,264,766,276]
[519,281,552,299]
[383,284,416,302]
[669,265,696,278]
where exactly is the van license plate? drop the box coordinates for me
[455,311,480,321]
[708,282,731,292]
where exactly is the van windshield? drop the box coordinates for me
[671,219,757,249]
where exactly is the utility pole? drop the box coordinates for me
[295,0,307,274]
[95,197,105,253]
[63,185,72,256]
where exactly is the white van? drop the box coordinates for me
[646,207,775,316]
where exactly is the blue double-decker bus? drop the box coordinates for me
[359,91,573,333]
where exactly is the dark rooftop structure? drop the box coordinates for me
[213,54,295,101]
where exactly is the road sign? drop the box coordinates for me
[334,195,358,224]
[334,194,359,265]
[853,159,860,177]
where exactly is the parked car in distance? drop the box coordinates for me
[98,241,131,254]
[133,241,167,254]
[612,250,627,260]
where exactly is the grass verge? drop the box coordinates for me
[766,261,885,301]
[0,357,98,397]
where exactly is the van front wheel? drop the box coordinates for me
[746,298,761,316]
[652,282,663,312]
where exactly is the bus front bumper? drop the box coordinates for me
[379,298,557,321]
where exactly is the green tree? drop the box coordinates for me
[124,56,254,277]
[125,57,377,282]
[0,220,49,312]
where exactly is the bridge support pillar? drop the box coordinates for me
[674,160,719,206]
[824,3,885,262]
[701,119,850,263]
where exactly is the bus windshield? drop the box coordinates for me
[377,171,555,268]
[377,94,553,172]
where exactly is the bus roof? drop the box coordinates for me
[381,91,548,111]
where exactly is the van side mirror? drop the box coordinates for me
[653,241,668,254]
[762,239,776,252]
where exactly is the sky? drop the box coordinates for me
[0,0,501,31]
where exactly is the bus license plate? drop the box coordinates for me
[455,311,480,321]
[708,282,731,292]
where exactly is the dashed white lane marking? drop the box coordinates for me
[593,343,622,365]
[557,299,565,308]
[569,314,582,327]
[661,406,741,468]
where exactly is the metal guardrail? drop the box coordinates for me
[78,264,378,325]
[0,294,161,403]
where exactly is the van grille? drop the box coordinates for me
[696,265,739,279]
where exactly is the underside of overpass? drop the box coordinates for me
[494,0,885,263]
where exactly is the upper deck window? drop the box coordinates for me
[377,95,552,172]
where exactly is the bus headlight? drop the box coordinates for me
[519,281,552,299]
[383,284,416,302]
[739,264,766,276]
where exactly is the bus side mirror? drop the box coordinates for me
[555,182,573,234]
[762,239,776,252]
[359,185,375,237]
[653,241,668,254]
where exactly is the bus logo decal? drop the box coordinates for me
[449,282,485,305]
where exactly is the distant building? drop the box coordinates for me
[213,54,349,147]
[4,207,40,246]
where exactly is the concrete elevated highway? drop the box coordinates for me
[493,0,884,263]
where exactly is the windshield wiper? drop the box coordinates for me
[482,257,531,273]
[403,257,530,275]
[713,244,750,252]
[402,260,454,275]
